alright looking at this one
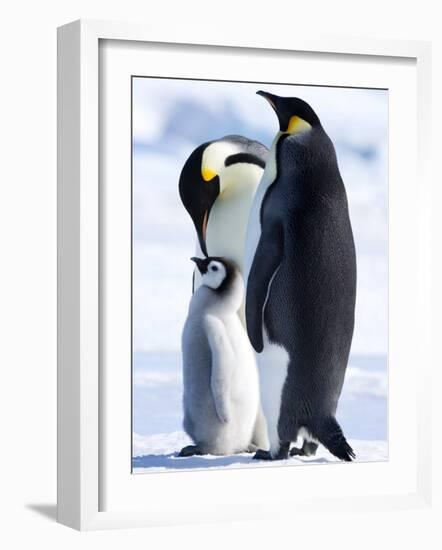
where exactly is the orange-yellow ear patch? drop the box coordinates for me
[202,167,217,182]
[287,115,311,134]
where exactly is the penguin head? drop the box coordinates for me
[191,256,235,292]
[257,90,320,134]
[201,137,267,197]
[200,139,241,186]
[179,137,267,255]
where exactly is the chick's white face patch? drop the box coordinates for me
[201,260,227,290]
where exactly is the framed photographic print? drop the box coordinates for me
[57,20,432,530]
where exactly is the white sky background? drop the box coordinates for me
[132,78,388,355]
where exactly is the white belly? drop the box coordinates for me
[194,164,262,324]
[244,135,280,285]
[206,192,250,274]
[257,331,289,456]
[207,165,261,265]
[244,137,284,457]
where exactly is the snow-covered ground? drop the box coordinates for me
[133,432,387,473]
[132,352,388,473]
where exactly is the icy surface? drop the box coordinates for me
[132,352,388,472]
[133,431,387,473]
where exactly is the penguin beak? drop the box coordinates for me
[195,187,218,257]
[190,256,208,274]
[257,90,278,109]
[257,90,285,132]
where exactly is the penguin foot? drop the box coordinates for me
[290,441,318,457]
[253,449,273,460]
[253,443,290,461]
[178,445,203,457]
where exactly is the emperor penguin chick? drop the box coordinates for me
[180,257,268,457]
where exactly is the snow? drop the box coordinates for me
[132,352,388,473]
[132,432,387,473]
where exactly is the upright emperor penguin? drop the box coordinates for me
[179,135,268,304]
[180,256,268,457]
[245,91,357,462]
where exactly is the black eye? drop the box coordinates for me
[211,265,218,272]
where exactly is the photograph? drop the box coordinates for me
[131,76,388,473]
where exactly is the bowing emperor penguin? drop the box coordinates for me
[180,256,268,457]
[245,91,357,462]
[179,135,268,305]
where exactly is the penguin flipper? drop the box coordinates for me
[204,315,235,424]
[246,222,283,353]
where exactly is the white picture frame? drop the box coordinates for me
[57,19,432,531]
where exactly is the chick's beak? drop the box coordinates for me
[190,256,208,274]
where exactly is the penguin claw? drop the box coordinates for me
[290,441,318,457]
[290,447,304,456]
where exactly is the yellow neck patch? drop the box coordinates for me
[286,115,311,134]
[202,166,217,182]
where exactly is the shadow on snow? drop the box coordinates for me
[132,452,330,470]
